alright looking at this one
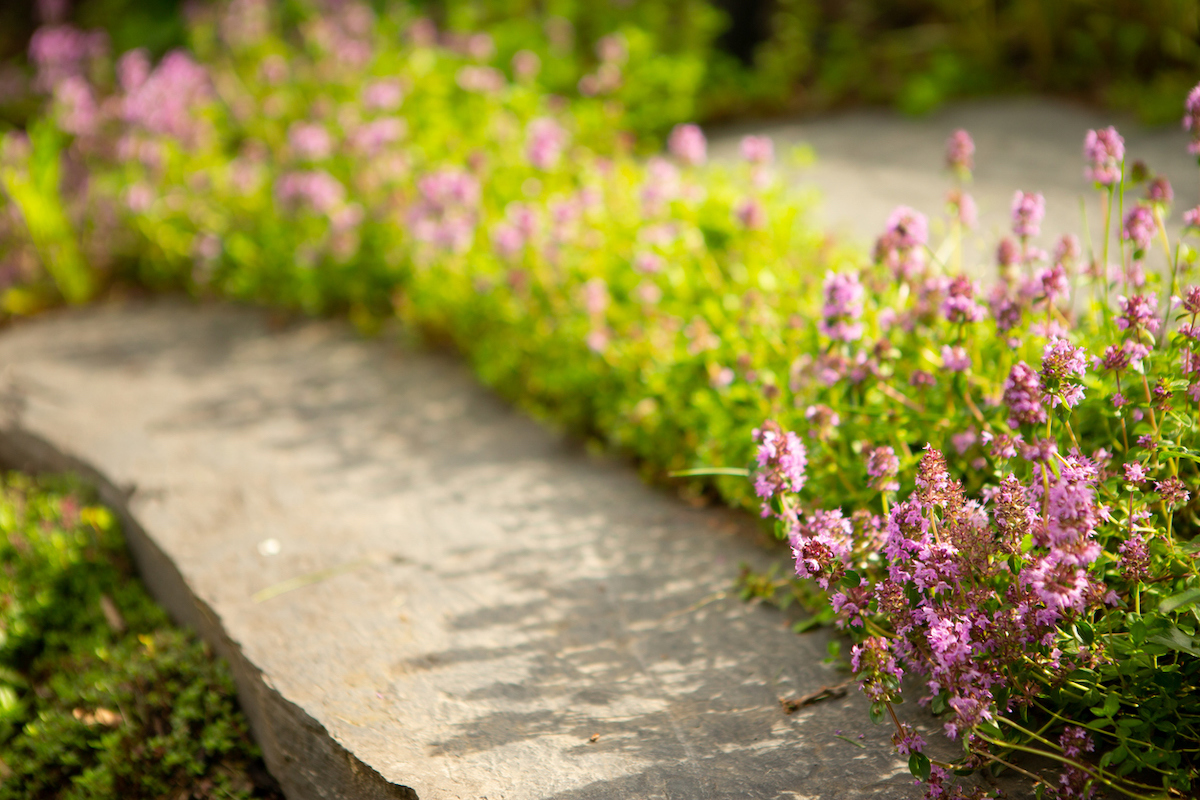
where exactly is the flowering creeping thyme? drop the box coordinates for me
[668,123,707,166]
[945,129,974,178]
[748,101,1200,798]
[4,5,1200,797]
[1083,126,1124,187]
[752,421,808,515]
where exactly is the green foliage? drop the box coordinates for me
[0,473,281,799]
[0,122,92,306]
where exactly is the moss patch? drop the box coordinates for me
[0,471,282,800]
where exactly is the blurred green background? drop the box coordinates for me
[4,0,1199,136]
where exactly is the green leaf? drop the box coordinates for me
[869,702,887,725]
[1159,587,1200,613]
[841,570,861,588]
[909,752,931,781]
[1148,626,1200,656]
[977,721,1002,738]
[1091,692,1120,717]
[667,467,751,478]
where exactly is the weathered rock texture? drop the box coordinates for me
[0,300,922,799]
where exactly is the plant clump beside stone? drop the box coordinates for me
[0,472,282,800]
[752,127,1200,798]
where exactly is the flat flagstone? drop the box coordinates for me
[0,299,931,800]
[711,97,1196,270]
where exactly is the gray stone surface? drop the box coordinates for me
[711,97,1197,273]
[0,300,930,800]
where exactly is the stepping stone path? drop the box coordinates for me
[1,98,1183,799]
[0,301,923,799]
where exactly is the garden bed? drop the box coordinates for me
[0,0,1198,796]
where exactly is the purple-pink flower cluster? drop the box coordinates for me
[1083,126,1124,187]
[668,123,706,167]
[818,271,865,342]
[752,421,808,516]
[408,168,481,252]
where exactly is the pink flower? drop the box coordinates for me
[1040,337,1087,408]
[892,723,925,757]
[1147,176,1173,204]
[117,48,150,93]
[941,275,986,323]
[362,79,404,111]
[1116,293,1160,334]
[735,197,766,229]
[1118,532,1150,583]
[1122,205,1155,254]
[790,508,852,587]
[526,117,568,170]
[511,50,540,81]
[668,123,706,166]
[945,129,974,175]
[456,65,505,93]
[941,345,971,373]
[1011,190,1045,238]
[585,327,610,353]
[819,271,865,342]
[884,205,928,248]
[53,76,98,137]
[408,168,481,252]
[596,34,628,64]
[1054,233,1081,266]
[1184,82,1200,155]
[752,421,808,511]
[121,50,213,147]
[467,32,494,60]
[491,223,524,259]
[1083,126,1124,186]
[1003,361,1046,427]
[28,25,107,90]
[851,636,902,703]
[349,117,406,155]
[866,446,900,492]
[711,366,735,388]
[275,170,345,215]
[633,251,663,274]
[288,122,334,161]
[640,157,681,215]
[740,135,774,165]
[581,277,609,316]
[636,281,661,305]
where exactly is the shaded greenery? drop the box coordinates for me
[0,472,282,800]
[4,0,1200,139]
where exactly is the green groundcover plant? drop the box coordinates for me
[1,0,1200,796]
[0,472,282,799]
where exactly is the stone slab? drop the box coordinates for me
[0,299,930,799]
[711,97,1196,272]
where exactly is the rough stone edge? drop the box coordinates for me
[0,424,417,800]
